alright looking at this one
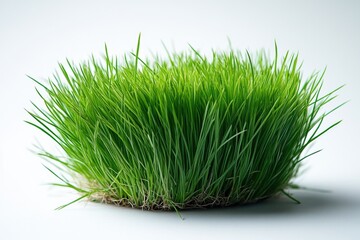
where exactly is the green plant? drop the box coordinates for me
[27,37,342,210]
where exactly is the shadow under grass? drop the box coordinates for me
[76,188,359,222]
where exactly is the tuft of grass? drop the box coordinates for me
[27,37,343,210]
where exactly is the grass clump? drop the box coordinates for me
[27,37,342,210]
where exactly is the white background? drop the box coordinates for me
[0,0,359,239]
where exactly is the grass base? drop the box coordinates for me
[89,194,271,211]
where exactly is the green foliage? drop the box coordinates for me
[27,38,342,210]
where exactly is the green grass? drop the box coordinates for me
[27,37,342,210]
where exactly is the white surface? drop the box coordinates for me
[0,0,359,239]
